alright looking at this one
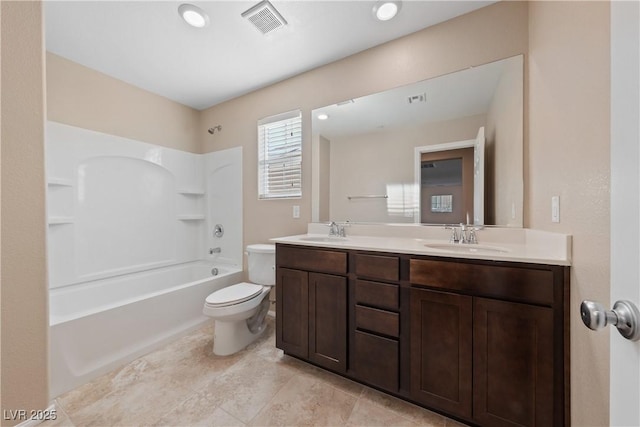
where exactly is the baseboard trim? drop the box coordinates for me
[13,403,56,427]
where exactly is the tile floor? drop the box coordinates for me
[45,318,467,427]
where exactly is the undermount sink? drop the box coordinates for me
[299,236,349,243]
[424,243,509,254]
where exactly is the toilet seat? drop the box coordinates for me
[205,282,263,307]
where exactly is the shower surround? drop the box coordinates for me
[46,121,243,398]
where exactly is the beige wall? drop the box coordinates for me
[328,114,485,223]
[1,2,49,425]
[47,53,200,153]
[199,0,529,247]
[528,2,610,426]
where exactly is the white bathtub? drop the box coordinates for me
[49,260,243,398]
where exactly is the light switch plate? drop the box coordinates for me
[551,196,560,223]
[293,205,300,218]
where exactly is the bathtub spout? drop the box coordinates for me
[209,247,221,255]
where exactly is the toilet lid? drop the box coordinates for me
[205,282,263,307]
[246,243,275,254]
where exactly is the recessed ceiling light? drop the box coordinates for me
[317,113,329,120]
[178,4,210,28]
[373,1,401,21]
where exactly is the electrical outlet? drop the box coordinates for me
[551,196,560,223]
[293,205,300,219]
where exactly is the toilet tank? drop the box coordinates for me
[246,244,275,286]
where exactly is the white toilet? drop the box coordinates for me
[203,244,275,356]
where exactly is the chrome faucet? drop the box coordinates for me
[459,223,469,244]
[327,221,348,237]
[209,247,221,254]
[445,223,479,244]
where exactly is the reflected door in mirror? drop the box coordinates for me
[420,148,473,224]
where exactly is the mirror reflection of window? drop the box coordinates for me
[431,194,453,213]
[385,183,418,218]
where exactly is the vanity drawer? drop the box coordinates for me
[277,245,347,275]
[409,258,555,306]
[354,253,399,282]
[355,305,399,338]
[352,330,398,392]
[355,279,399,311]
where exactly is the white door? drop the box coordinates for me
[473,126,485,226]
[610,2,640,425]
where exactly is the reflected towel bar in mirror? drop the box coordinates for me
[347,195,389,200]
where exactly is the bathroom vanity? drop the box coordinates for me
[273,225,571,427]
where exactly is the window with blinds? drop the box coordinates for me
[258,110,302,199]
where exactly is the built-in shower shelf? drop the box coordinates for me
[177,214,205,221]
[47,178,73,187]
[177,189,205,196]
[48,216,75,225]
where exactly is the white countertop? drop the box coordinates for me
[270,223,572,266]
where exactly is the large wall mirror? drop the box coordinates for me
[311,55,523,227]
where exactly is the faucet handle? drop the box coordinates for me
[445,225,459,243]
[338,221,350,237]
[468,228,478,244]
[326,221,338,236]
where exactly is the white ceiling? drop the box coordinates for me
[45,1,496,110]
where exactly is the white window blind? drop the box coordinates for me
[258,110,302,199]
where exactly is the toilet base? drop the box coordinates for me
[212,318,266,356]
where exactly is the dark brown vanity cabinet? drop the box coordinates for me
[275,244,569,427]
[275,245,348,373]
[350,253,401,392]
[410,257,568,427]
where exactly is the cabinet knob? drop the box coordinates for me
[580,300,640,341]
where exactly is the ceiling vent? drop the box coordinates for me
[407,93,427,104]
[336,99,355,107]
[241,1,287,35]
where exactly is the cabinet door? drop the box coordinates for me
[308,272,347,372]
[410,288,473,419]
[352,330,398,391]
[473,297,554,427]
[275,268,308,359]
